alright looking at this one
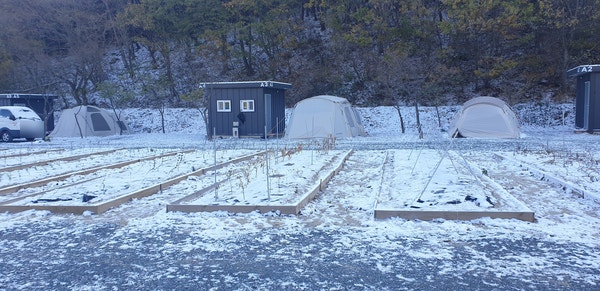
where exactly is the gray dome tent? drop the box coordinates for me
[449,96,520,138]
[286,95,366,139]
[50,105,128,138]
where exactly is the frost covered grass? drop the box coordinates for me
[1,103,599,290]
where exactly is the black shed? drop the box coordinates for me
[0,93,57,133]
[202,81,292,138]
[567,65,600,133]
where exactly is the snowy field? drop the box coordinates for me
[1,104,599,290]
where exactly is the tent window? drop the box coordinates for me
[87,107,100,112]
[240,100,254,112]
[90,113,111,131]
[217,100,231,112]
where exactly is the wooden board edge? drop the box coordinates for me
[374,209,535,222]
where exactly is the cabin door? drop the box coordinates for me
[584,81,591,130]
[264,94,272,136]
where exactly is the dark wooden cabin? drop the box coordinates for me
[202,81,292,138]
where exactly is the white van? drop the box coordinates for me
[0,106,45,142]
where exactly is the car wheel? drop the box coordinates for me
[26,138,35,142]
[0,131,12,142]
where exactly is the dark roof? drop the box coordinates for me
[0,93,58,99]
[567,65,600,77]
[201,81,292,90]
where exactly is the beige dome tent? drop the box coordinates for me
[286,95,366,139]
[50,105,128,138]
[449,96,520,138]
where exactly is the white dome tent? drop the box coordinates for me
[449,96,520,138]
[50,105,128,138]
[286,95,366,139]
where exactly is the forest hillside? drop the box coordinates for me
[1,0,598,108]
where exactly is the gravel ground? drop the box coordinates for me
[1,219,598,290]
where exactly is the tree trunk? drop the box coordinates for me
[159,103,166,134]
[158,44,178,105]
[219,34,231,75]
[415,101,423,139]
[435,105,441,128]
[199,107,209,138]
[393,105,405,134]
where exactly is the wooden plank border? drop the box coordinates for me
[0,205,97,214]
[167,150,353,215]
[168,204,299,215]
[374,210,535,222]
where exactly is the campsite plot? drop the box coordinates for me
[498,149,600,199]
[297,150,388,225]
[375,149,534,221]
[0,149,259,213]
[167,149,352,214]
[464,151,600,229]
[0,148,64,161]
[0,148,175,189]
[0,147,109,169]
[0,147,538,220]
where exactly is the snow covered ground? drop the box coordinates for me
[1,104,599,290]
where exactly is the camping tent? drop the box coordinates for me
[286,95,366,139]
[448,96,520,138]
[50,105,128,138]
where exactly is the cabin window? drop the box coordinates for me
[240,100,255,112]
[217,100,231,112]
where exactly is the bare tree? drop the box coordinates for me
[375,50,427,137]
[0,0,115,104]
[140,74,172,133]
[96,79,134,134]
